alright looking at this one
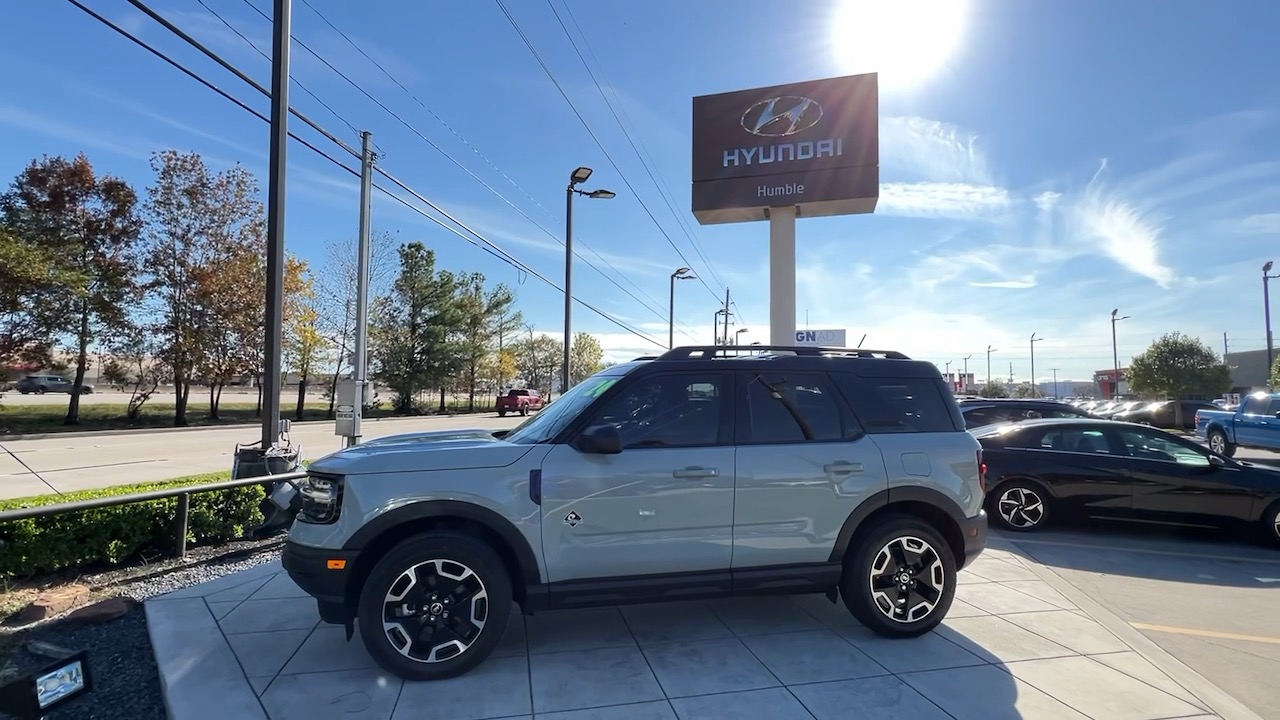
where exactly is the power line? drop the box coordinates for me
[233,0,681,332]
[547,0,732,303]
[491,0,724,306]
[74,0,664,348]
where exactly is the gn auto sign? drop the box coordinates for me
[692,73,879,225]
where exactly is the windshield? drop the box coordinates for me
[503,375,620,445]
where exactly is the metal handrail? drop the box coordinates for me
[0,470,309,559]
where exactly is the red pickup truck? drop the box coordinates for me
[496,388,544,417]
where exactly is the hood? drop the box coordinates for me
[307,428,535,475]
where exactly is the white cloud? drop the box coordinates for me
[1241,213,1280,235]
[970,278,1037,289]
[1034,191,1062,212]
[0,105,152,160]
[881,116,993,184]
[1069,160,1175,288]
[877,182,1012,220]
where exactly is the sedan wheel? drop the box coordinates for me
[990,483,1049,531]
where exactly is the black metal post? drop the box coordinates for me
[261,0,292,447]
[562,186,573,397]
[1265,273,1274,383]
[174,492,190,558]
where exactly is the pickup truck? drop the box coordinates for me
[495,387,543,417]
[1194,392,1280,457]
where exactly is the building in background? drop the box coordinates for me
[942,372,976,393]
[1225,349,1270,393]
[1093,368,1130,399]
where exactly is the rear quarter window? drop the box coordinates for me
[833,374,961,433]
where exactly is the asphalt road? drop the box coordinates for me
[0,413,518,499]
[1002,523,1280,718]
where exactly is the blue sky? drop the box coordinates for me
[2,0,1278,384]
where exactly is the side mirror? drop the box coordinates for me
[577,424,622,455]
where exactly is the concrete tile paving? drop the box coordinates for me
[145,549,1242,720]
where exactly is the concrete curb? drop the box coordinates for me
[0,412,499,442]
[994,537,1263,720]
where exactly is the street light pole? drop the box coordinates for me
[986,345,997,385]
[563,167,615,395]
[735,328,749,345]
[1111,308,1130,399]
[1051,368,1061,399]
[1264,261,1277,385]
[945,360,952,388]
[963,354,972,393]
[668,267,694,349]
[260,0,292,449]
[1030,333,1043,397]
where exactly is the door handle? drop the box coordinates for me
[673,467,718,479]
[824,462,864,475]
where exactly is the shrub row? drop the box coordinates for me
[0,472,265,578]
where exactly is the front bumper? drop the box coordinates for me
[282,539,358,623]
[958,509,988,569]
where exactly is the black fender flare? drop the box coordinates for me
[827,486,970,563]
[343,500,542,587]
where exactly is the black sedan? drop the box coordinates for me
[958,399,1093,429]
[971,418,1280,545]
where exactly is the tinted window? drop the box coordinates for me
[836,375,958,433]
[742,372,843,444]
[1117,428,1208,463]
[1023,428,1114,454]
[589,373,724,448]
[963,406,1021,429]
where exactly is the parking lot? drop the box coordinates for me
[1005,520,1280,717]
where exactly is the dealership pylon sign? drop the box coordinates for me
[691,73,879,345]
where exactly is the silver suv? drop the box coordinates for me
[283,345,988,680]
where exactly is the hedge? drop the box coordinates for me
[0,472,265,578]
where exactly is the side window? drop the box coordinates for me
[1117,428,1208,463]
[742,372,844,444]
[835,375,958,433]
[962,406,1016,429]
[589,373,723,448]
[1031,429,1113,454]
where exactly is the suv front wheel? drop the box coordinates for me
[356,531,513,680]
[839,515,956,638]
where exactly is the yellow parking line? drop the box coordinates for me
[1131,622,1280,645]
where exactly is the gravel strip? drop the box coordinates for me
[2,539,285,719]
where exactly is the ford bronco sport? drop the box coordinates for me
[283,345,988,680]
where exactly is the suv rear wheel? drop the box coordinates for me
[839,515,956,638]
[356,531,512,680]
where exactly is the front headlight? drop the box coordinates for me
[298,472,343,524]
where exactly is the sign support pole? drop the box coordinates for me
[769,205,797,346]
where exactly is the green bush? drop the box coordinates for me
[0,472,265,577]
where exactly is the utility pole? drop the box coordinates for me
[1111,308,1129,399]
[1264,262,1277,385]
[346,130,374,447]
[963,354,972,393]
[260,0,292,450]
[723,288,732,344]
[1051,368,1061,399]
[1009,362,1014,385]
[1223,331,1229,358]
[945,360,952,389]
[1030,333,1043,397]
[986,345,997,385]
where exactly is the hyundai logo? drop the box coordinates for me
[740,96,823,137]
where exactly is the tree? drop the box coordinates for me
[0,154,143,425]
[978,381,1009,398]
[1268,356,1280,390]
[454,273,517,411]
[1013,382,1038,398]
[284,260,327,420]
[316,232,396,419]
[101,327,163,421]
[142,151,265,426]
[0,225,72,369]
[1128,332,1231,427]
[510,327,562,395]
[370,243,464,413]
[569,332,605,385]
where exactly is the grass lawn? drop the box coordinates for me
[0,396,500,435]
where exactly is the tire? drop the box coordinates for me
[356,531,512,681]
[519,406,528,416]
[986,480,1051,532]
[1261,501,1280,548]
[1207,429,1236,457]
[35,387,46,395]
[840,514,957,638]
[497,410,506,418]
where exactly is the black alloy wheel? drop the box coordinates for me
[988,480,1050,532]
[357,531,512,680]
[840,514,956,638]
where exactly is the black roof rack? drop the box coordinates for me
[656,345,911,361]
[631,355,659,361]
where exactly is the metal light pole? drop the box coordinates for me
[735,328,749,345]
[260,0,292,449]
[1111,308,1129,399]
[563,167,615,395]
[1265,261,1277,384]
[1030,333,1043,397]
[945,360,952,388]
[986,345,997,385]
[713,309,728,345]
[668,267,694,349]
[1051,368,1061,399]
[963,354,972,393]
[346,130,374,447]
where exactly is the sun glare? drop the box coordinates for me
[830,0,970,91]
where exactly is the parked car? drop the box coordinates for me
[14,374,93,395]
[1093,400,1145,419]
[957,398,1093,429]
[495,388,544,417]
[972,418,1280,543]
[1114,400,1220,430]
[1194,392,1280,457]
[283,344,988,681]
